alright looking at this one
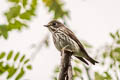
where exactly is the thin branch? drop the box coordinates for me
[115,62,119,80]
[30,34,49,60]
[58,47,73,80]
[84,65,91,80]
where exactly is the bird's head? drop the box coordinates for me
[44,20,64,32]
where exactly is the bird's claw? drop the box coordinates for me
[61,45,73,56]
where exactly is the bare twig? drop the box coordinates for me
[84,65,91,80]
[58,47,73,80]
[30,34,49,60]
[115,61,119,80]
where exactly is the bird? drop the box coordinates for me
[44,20,98,65]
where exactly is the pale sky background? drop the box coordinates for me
[0,0,120,80]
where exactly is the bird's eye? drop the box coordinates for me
[52,22,57,26]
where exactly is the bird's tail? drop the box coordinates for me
[76,56,89,65]
[85,56,98,65]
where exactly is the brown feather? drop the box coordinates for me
[62,26,98,65]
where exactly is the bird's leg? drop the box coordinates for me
[61,45,69,56]
[61,45,73,56]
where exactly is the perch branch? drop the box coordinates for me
[58,46,73,80]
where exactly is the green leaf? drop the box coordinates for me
[7,51,13,60]
[8,0,20,3]
[0,25,9,39]
[0,65,6,75]
[31,0,37,9]
[20,55,25,62]
[0,25,7,32]
[20,0,37,20]
[7,65,17,79]
[26,65,32,70]
[14,20,26,30]
[42,0,69,19]
[104,72,112,80]
[20,11,32,20]
[116,54,120,62]
[119,64,120,69]
[0,52,6,59]
[116,30,119,38]
[15,68,25,80]
[117,40,120,44]
[14,52,20,61]
[8,20,27,30]
[110,33,115,39]
[22,0,27,7]
[110,50,113,59]
[4,64,10,70]
[3,31,8,39]
[73,66,82,73]
[24,59,30,64]
[114,47,120,53]
[0,62,3,66]
[5,5,21,21]
[110,64,113,68]
[95,72,105,80]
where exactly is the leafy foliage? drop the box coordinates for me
[0,0,37,39]
[0,51,32,80]
[94,72,112,80]
[15,68,25,80]
[42,0,69,19]
[0,52,6,59]
[7,51,13,60]
[95,72,105,80]
[0,25,9,39]
[5,5,21,21]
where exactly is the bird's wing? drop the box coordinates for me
[62,27,98,65]
[63,27,89,57]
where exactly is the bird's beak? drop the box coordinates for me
[44,24,50,27]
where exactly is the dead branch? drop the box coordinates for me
[58,47,73,80]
